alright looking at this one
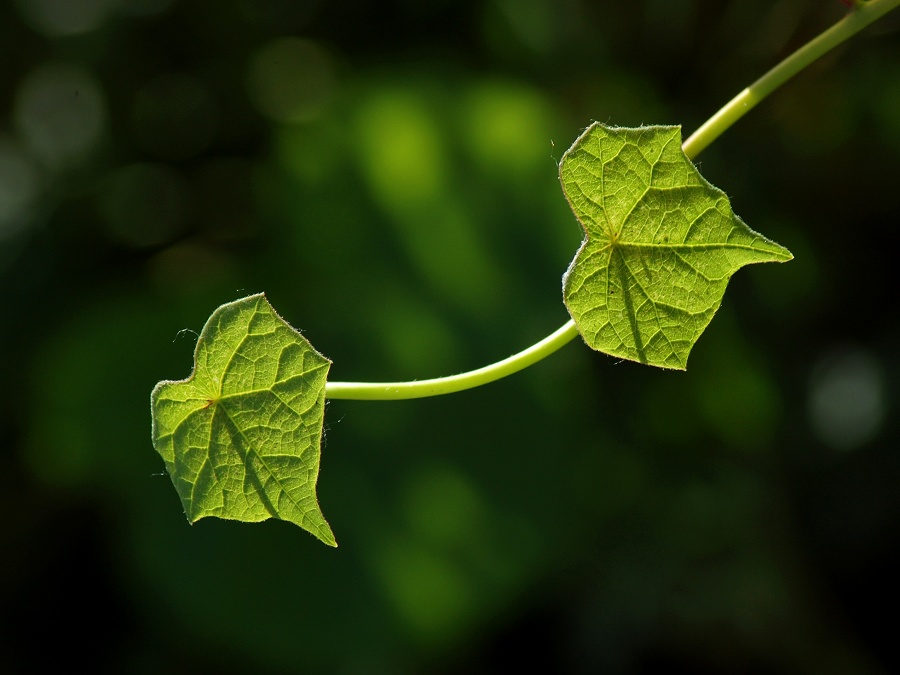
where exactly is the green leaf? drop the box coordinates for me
[151,293,336,546]
[560,123,792,370]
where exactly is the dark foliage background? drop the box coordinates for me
[1,1,898,672]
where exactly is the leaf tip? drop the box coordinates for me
[307,519,338,547]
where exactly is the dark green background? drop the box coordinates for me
[1,1,898,672]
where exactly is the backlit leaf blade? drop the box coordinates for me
[560,123,792,370]
[151,293,336,546]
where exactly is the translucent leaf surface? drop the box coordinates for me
[560,123,792,369]
[151,294,336,545]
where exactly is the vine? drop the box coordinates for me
[150,0,899,544]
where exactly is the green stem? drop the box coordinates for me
[326,320,580,400]
[325,0,898,401]
[682,0,900,158]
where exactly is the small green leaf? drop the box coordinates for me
[151,294,336,546]
[560,123,792,370]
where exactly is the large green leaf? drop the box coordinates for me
[151,293,336,545]
[560,123,792,369]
